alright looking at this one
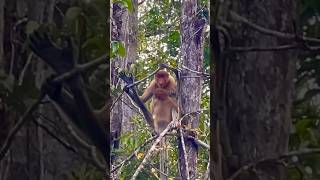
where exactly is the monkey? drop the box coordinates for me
[150,87,179,179]
[140,70,177,103]
[151,88,179,134]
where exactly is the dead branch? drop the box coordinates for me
[130,121,175,180]
[111,135,158,173]
[179,127,190,180]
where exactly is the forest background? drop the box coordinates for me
[0,0,318,180]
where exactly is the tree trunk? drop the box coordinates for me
[110,1,138,176]
[178,0,206,179]
[213,0,298,179]
[121,0,138,133]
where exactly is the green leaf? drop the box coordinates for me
[111,41,126,58]
[26,21,39,35]
[118,43,126,57]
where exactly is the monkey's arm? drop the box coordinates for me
[167,97,179,113]
[140,80,155,102]
[118,73,155,131]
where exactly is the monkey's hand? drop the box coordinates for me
[29,30,77,74]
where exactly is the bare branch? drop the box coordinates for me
[53,53,108,83]
[179,128,190,180]
[32,118,77,153]
[111,135,158,173]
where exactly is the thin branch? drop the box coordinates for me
[18,52,33,85]
[120,98,144,117]
[138,0,146,6]
[204,162,210,180]
[181,65,210,77]
[227,148,320,180]
[37,109,105,172]
[229,11,320,44]
[110,90,124,110]
[127,66,162,88]
[49,100,105,171]
[32,118,77,153]
[130,121,176,180]
[229,44,300,52]
[53,53,108,83]
[179,127,190,180]
[0,94,45,161]
[111,135,158,173]
[186,135,209,150]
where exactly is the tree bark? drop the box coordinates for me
[214,0,298,179]
[178,0,206,179]
[111,1,139,174]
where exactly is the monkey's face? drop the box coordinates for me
[156,77,168,88]
[155,71,169,88]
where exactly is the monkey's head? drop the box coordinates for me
[155,70,169,88]
[154,88,169,100]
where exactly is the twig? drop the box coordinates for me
[36,110,105,172]
[0,94,45,161]
[179,127,190,180]
[138,0,146,6]
[227,148,320,180]
[229,11,320,44]
[32,118,77,153]
[186,135,209,150]
[18,52,34,85]
[130,121,176,180]
[111,135,158,173]
[181,65,210,77]
[127,66,162,88]
[120,97,143,117]
[110,90,124,110]
[203,162,210,180]
[52,53,108,83]
[49,100,105,172]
